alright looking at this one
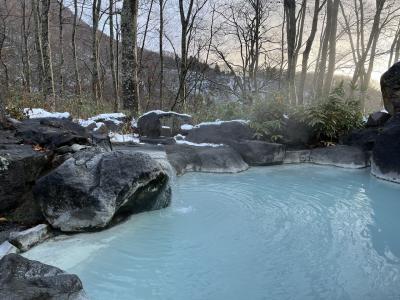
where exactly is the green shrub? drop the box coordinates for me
[297,83,364,143]
[249,94,288,142]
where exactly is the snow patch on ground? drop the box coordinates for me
[24,108,70,119]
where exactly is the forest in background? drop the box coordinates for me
[0,0,399,121]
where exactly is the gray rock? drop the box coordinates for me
[0,241,18,259]
[283,150,311,164]
[310,145,369,169]
[0,144,49,215]
[371,114,400,183]
[9,224,50,252]
[381,62,400,115]
[341,127,381,151]
[229,140,285,166]
[186,120,254,144]
[138,111,192,138]
[0,253,88,300]
[33,149,171,232]
[15,118,89,150]
[165,144,249,175]
[366,111,391,127]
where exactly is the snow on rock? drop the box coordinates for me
[174,135,222,147]
[77,119,96,128]
[195,119,249,128]
[181,124,193,130]
[109,132,140,144]
[88,113,126,125]
[175,140,224,147]
[139,110,192,119]
[24,108,70,119]
[380,108,389,113]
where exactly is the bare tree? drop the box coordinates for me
[41,0,55,107]
[21,0,32,93]
[58,0,65,96]
[92,0,102,104]
[298,0,325,105]
[121,0,139,115]
[109,0,119,111]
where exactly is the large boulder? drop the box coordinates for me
[341,127,381,151]
[33,149,171,232]
[0,144,49,215]
[15,118,89,149]
[381,62,400,115]
[229,140,285,166]
[310,145,369,169]
[366,111,391,127]
[0,254,88,300]
[186,120,254,144]
[137,111,192,138]
[371,114,400,183]
[165,144,249,175]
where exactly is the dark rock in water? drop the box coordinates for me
[381,62,400,115]
[0,144,49,215]
[229,140,285,166]
[165,144,249,175]
[371,114,400,183]
[310,145,369,169]
[186,120,254,144]
[33,149,171,232]
[341,127,381,151]
[15,118,89,149]
[282,118,314,147]
[366,111,391,127]
[0,253,88,300]
[138,111,192,138]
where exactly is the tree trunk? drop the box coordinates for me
[314,0,332,101]
[58,0,64,96]
[284,0,296,104]
[159,0,164,108]
[92,0,101,105]
[72,0,81,96]
[298,0,321,105]
[322,0,339,96]
[109,0,119,111]
[22,0,31,93]
[33,0,44,92]
[41,0,55,108]
[121,0,139,115]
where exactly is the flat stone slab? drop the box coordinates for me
[165,144,249,175]
[9,224,50,252]
[0,241,18,259]
[310,145,369,169]
[229,140,285,166]
[283,150,311,164]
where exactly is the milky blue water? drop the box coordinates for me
[26,165,400,300]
